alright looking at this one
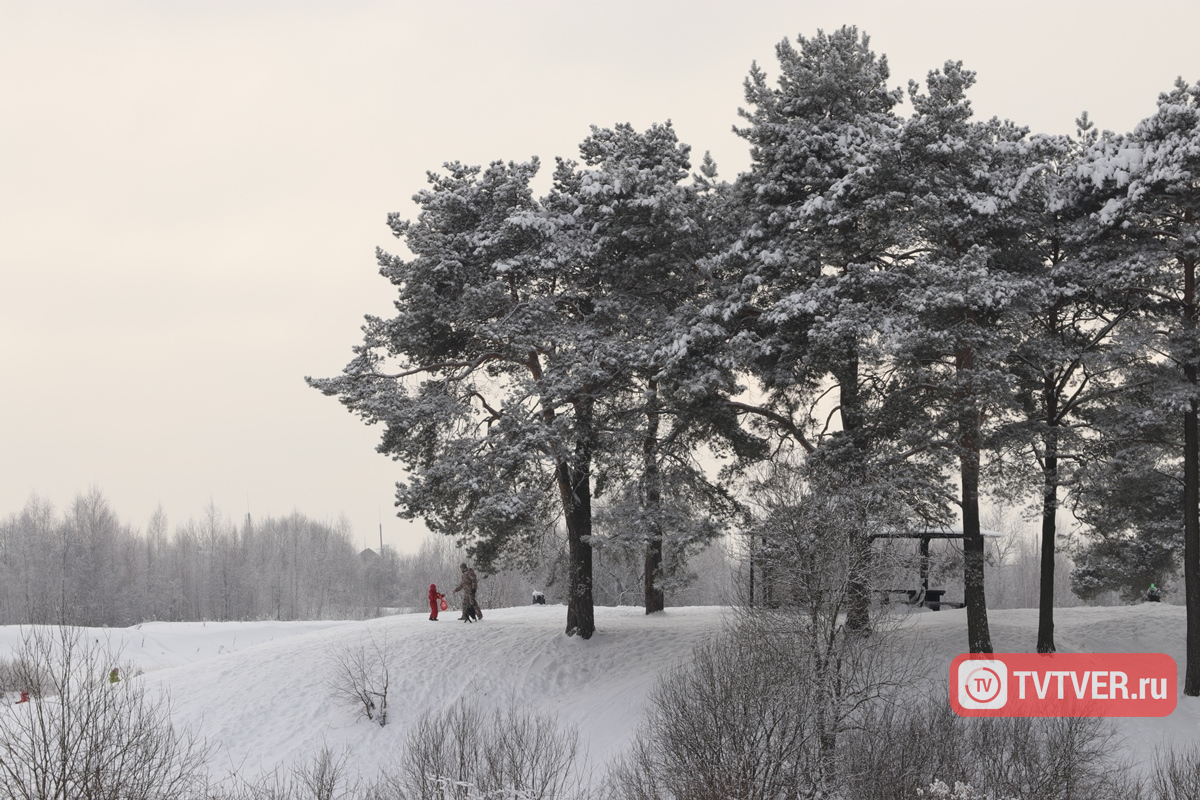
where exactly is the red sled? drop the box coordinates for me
[440,598,449,611]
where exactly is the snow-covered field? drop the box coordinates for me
[3,604,1199,788]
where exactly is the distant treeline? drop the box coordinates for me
[0,490,406,626]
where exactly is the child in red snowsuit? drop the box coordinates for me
[428,583,445,621]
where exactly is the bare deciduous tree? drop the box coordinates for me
[740,458,928,792]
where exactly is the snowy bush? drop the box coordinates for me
[612,623,1141,800]
[840,684,1140,799]
[209,703,583,800]
[378,698,585,800]
[737,456,930,792]
[604,625,816,800]
[917,780,1011,800]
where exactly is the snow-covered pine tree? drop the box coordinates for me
[308,158,611,638]
[723,26,945,629]
[1072,79,1200,692]
[1070,388,1181,603]
[545,123,757,614]
[988,121,1149,653]
[727,26,903,455]
[889,61,1043,653]
[1064,122,1182,609]
[1039,123,1170,604]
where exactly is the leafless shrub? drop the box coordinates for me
[294,747,359,800]
[840,684,1143,800]
[375,698,586,800]
[216,747,361,800]
[327,630,393,726]
[610,622,1139,800]
[1148,744,1200,800]
[0,625,210,799]
[605,624,813,800]
[0,649,52,700]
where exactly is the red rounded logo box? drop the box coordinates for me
[950,653,1177,717]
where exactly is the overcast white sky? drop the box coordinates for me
[3,1,1198,552]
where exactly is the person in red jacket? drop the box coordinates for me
[428,583,446,621]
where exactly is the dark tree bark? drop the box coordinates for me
[1183,254,1200,695]
[835,353,872,633]
[1037,414,1059,653]
[961,450,992,653]
[643,380,665,614]
[958,346,993,654]
[562,398,596,640]
[643,539,664,614]
[1035,353,1062,654]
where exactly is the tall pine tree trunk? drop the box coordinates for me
[957,347,993,654]
[561,398,596,640]
[1037,394,1060,654]
[1183,255,1200,695]
[643,380,665,614]
[961,445,992,653]
[836,353,872,633]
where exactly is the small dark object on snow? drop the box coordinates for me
[1147,583,1162,602]
[532,590,545,605]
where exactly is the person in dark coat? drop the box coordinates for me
[453,562,481,622]
[428,583,445,620]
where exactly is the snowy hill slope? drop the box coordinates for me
[147,605,731,785]
[4,604,1200,788]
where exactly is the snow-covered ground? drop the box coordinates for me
[2,604,1199,788]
